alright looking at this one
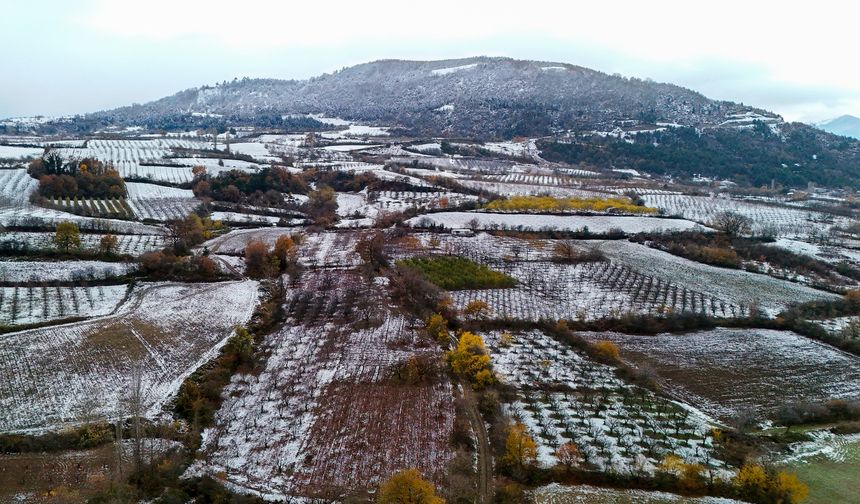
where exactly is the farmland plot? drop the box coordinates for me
[451,260,744,321]
[0,232,165,256]
[50,196,133,219]
[200,227,298,254]
[460,179,609,198]
[298,231,362,268]
[0,283,128,326]
[407,212,705,234]
[0,260,135,282]
[642,194,848,238]
[338,191,478,220]
[200,229,361,268]
[192,272,454,500]
[0,145,43,160]
[578,329,860,421]
[0,280,260,432]
[405,232,554,263]
[0,204,163,234]
[392,156,522,175]
[50,138,210,178]
[593,240,838,316]
[486,330,726,474]
[125,182,199,221]
[0,438,181,504]
[771,238,860,267]
[122,164,195,184]
[0,168,38,207]
[0,170,162,233]
[209,211,282,225]
[532,483,746,504]
[375,190,479,209]
[327,162,433,188]
[485,173,591,186]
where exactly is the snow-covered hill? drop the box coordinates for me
[87,56,775,138]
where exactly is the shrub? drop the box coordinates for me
[244,240,274,279]
[592,340,621,362]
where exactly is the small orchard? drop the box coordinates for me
[485,330,727,477]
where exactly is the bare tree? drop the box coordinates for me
[710,211,752,237]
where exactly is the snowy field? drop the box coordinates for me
[450,260,745,322]
[50,138,211,180]
[200,229,361,269]
[337,190,478,220]
[0,283,128,326]
[487,330,726,475]
[771,238,860,266]
[485,173,598,185]
[407,212,705,234]
[0,232,165,256]
[192,273,453,500]
[532,483,746,503]
[200,227,298,254]
[643,193,848,238]
[0,280,260,432]
[0,145,43,159]
[125,182,198,221]
[209,211,281,226]
[460,180,609,198]
[0,168,38,206]
[579,328,860,421]
[593,240,838,316]
[0,169,163,233]
[0,260,135,283]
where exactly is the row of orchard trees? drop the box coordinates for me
[53,221,119,255]
[496,420,807,504]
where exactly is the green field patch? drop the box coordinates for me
[397,255,516,290]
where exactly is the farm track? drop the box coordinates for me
[450,332,493,503]
[461,383,493,503]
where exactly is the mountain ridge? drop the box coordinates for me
[817,114,860,140]
[84,56,778,138]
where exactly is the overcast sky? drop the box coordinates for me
[2,0,858,123]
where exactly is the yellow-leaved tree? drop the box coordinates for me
[504,422,537,470]
[424,314,450,345]
[733,462,770,502]
[463,300,491,320]
[446,331,494,387]
[54,221,81,252]
[377,468,445,504]
[771,470,809,504]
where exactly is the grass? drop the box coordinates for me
[780,437,860,504]
[397,256,516,290]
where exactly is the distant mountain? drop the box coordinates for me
[83,56,777,138]
[6,56,860,189]
[817,115,860,140]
